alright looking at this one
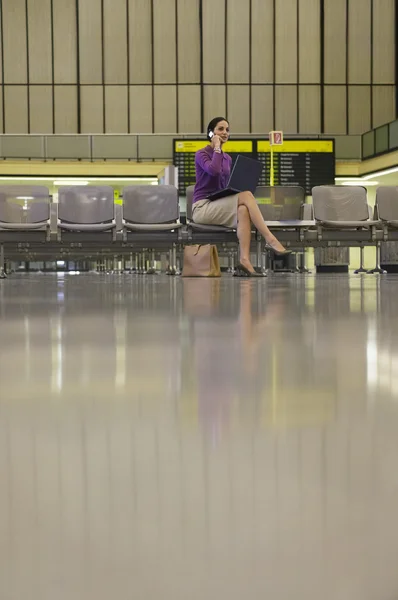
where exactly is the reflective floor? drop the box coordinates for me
[1,273,398,599]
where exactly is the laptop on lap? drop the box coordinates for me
[208,155,263,201]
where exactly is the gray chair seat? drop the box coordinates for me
[264,220,316,228]
[0,222,48,230]
[0,185,51,236]
[312,186,379,230]
[319,219,380,228]
[123,186,181,236]
[124,222,182,232]
[59,222,115,232]
[189,222,235,233]
[376,188,398,228]
[58,186,115,235]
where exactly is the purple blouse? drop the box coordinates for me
[192,146,232,203]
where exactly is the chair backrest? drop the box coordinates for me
[254,186,305,220]
[123,185,179,224]
[0,186,50,223]
[312,186,369,222]
[186,185,195,221]
[375,186,398,221]
[58,186,114,224]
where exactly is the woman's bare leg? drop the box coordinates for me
[237,205,255,272]
[238,191,287,253]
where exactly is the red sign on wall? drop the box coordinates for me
[269,131,284,146]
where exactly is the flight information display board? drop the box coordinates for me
[257,139,335,195]
[173,140,255,195]
[173,139,335,196]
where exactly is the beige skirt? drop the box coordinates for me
[192,194,239,229]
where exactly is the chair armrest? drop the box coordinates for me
[115,204,123,234]
[49,204,58,240]
[301,203,313,220]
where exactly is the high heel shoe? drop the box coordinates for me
[266,240,292,256]
[234,263,266,277]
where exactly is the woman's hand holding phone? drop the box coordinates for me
[211,134,222,151]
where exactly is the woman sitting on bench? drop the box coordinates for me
[192,116,290,277]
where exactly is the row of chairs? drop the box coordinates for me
[1,184,398,277]
[0,184,182,277]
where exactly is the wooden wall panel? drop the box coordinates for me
[227,0,250,84]
[153,0,176,84]
[105,86,128,132]
[275,85,297,132]
[324,86,346,133]
[2,0,28,83]
[251,86,274,132]
[203,86,226,126]
[177,0,200,83]
[324,0,346,84]
[129,0,152,84]
[227,86,250,132]
[299,86,321,133]
[154,85,177,132]
[5,87,28,133]
[348,86,371,134]
[54,86,78,133]
[103,0,128,84]
[0,0,393,138]
[178,86,201,132]
[348,0,371,84]
[251,0,274,84]
[28,0,52,84]
[30,86,53,133]
[275,0,297,83]
[53,0,77,84]
[130,86,153,133]
[373,0,395,84]
[78,0,103,84]
[299,0,320,83]
[202,0,225,83]
[81,86,104,133]
[373,86,396,128]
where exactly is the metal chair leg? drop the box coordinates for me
[167,244,178,275]
[256,238,262,271]
[261,248,269,275]
[130,253,138,274]
[140,251,146,274]
[175,248,181,276]
[146,250,156,274]
[354,246,367,274]
[298,251,311,273]
[368,243,387,274]
[0,244,6,279]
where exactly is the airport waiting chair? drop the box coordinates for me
[312,186,379,228]
[253,186,314,271]
[375,186,398,227]
[254,186,311,222]
[371,187,398,274]
[122,185,182,273]
[185,185,238,270]
[313,185,383,274]
[0,185,51,278]
[185,185,238,240]
[57,186,118,242]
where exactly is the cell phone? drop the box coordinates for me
[208,131,214,139]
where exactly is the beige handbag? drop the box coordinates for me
[182,244,221,277]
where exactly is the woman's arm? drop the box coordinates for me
[196,148,223,176]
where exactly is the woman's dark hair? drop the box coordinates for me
[206,117,229,141]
